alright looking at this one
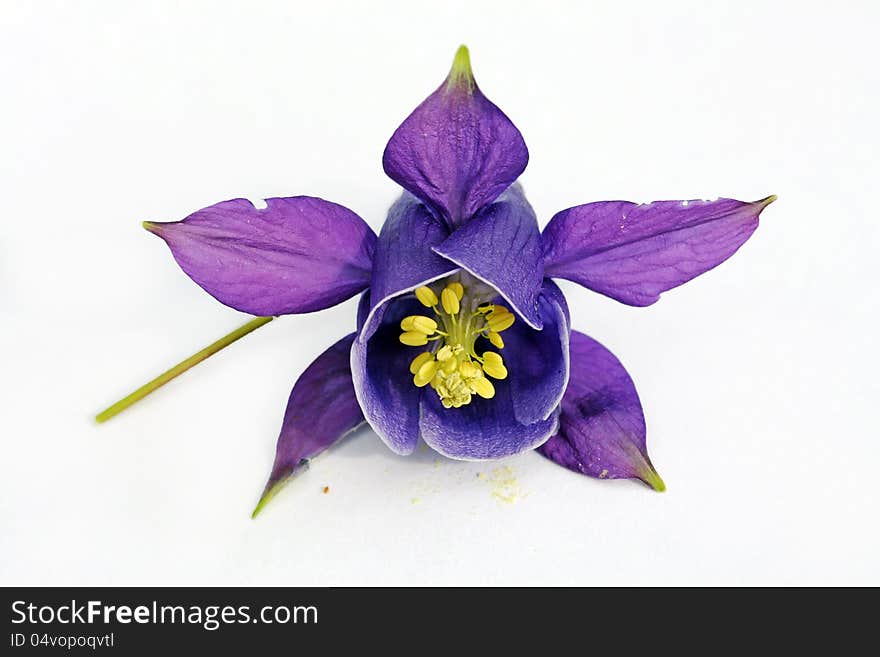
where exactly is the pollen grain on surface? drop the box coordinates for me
[399,277,514,409]
[486,465,527,504]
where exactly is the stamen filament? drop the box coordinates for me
[397,277,516,408]
[95,316,275,423]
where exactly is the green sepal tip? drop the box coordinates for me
[446,44,476,93]
[640,465,666,492]
[251,460,309,519]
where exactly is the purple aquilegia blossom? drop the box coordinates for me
[121,47,774,514]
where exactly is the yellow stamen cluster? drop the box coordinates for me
[399,279,515,409]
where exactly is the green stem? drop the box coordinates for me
[95,316,275,423]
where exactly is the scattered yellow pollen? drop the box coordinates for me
[414,286,438,307]
[486,465,527,504]
[441,286,460,315]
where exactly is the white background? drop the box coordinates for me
[2,0,877,586]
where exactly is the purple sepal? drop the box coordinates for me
[361,193,456,342]
[542,196,775,306]
[145,196,376,316]
[538,331,664,491]
[253,333,364,516]
[433,184,544,329]
[382,47,528,227]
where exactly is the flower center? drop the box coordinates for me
[398,275,514,409]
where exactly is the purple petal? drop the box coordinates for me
[382,46,528,227]
[351,294,422,455]
[433,184,544,329]
[419,376,559,461]
[537,331,664,490]
[145,196,376,316]
[501,280,570,426]
[420,389,559,461]
[253,333,364,516]
[542,196,776,306]
[361,193,456,342]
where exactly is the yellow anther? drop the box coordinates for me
[400,315,437,334]
[448,282,464,300]
[481,351,508,379]
[441,286,460,315]
[415,286,438,307]
[459,360,481,378]
[470,376,495,399]
[409,351,434,375]
[399,331,429,346]
[487,331,504,349]
[441,357,458,374]
[401,276,517,408]
[487,309,515,332]
[414,359,439,387]
[453,394,471,408]
[436,345,453,361]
